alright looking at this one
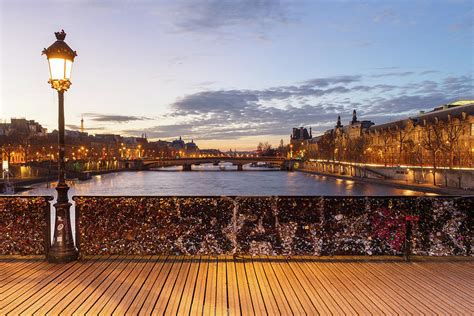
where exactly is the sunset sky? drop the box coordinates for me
[1,0,473,150]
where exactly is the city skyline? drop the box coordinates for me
[1,0,473,150]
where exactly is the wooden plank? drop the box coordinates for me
[251,256,279,315]
[151,255,185,314]
[345,261,419,314]
[445,261,474,275]
[314,260,372,314]
[111,255,159,315]
[83,256,142,315]
[136,256,177,315]
[189,256,209,316]
[354,260,437,314]
[98,256,150,315]
[68,256,131,315]
[0,259,42,281]
[268,256,307,315]
[285,257,332,315]
[36,256,114,315]
[225,255,241,315]
[123,256,168,315]
[0,262,51,294]
[0,260,46,293]
[364,261,452,314]
[390,261,472,313]
[138,256,178,315]
[321,259,376,313]
[176,256,201,315]
[421,262,474,286]
[259,256,294,315]
[404,262,473,301]
[9,257,100,315]
[300,257,357,314]
[234,256,254,315]
[279,256,320,315]
[0,261,17,278]
[216,256,228,316]
[293,258,344,315]
[0,255,472,315]
[164,256,193,314]
[243,256,267,314]
[203,256,218,315]
[330,261,396,314]
[49,256,119,315]
[0,261,77,311]
[326,261,385,314]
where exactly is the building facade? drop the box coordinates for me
[306,101,474,168]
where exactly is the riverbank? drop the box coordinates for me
[1,168,128,192]
[299,169,474,196]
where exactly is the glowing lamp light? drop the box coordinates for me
[42,30,77,91]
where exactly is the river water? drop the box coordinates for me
[20,163,426,196]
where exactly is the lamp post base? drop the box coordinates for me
[47,243,79,263]
[47,185,79,263]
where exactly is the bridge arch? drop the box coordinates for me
[140,157,288,171]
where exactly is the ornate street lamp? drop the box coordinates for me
[43,30,78,263]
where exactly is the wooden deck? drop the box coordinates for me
[0,256,472,315]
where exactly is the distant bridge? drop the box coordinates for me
[133,157,295,171]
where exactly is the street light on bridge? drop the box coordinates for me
[43,30,78,263]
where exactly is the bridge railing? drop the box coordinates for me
[73,196,472,257]
[0,196,53,256]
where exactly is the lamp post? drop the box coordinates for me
[43,30,78,263]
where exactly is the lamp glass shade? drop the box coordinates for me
[48,58,73,81]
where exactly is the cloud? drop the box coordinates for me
[370,67,399,70]
[371,71,414,78]
[419,70,439,75]
[124,73,473,142]
[442,75,473,96]
[172,0,291,32]
[370,70,440,79]
[300,75,361,87]
[151,0,298,40]
[66,124,105,131]
[361,94,453,117]
[83,113,153,123]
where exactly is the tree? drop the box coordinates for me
[379,129,393,166]
[440,118,464,168]
[256,142,274,156]
[389,122,413,166]
[421,121,443,185]
[277,139,287,157]
[306,142,319,159]
[317,131,336,161]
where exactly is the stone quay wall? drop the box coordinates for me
[0,196,52,255]
[303,160,474,190]
[74,196,472,257]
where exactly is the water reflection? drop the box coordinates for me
[18,164,428,197]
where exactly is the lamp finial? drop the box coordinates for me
[55,30,66,41]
